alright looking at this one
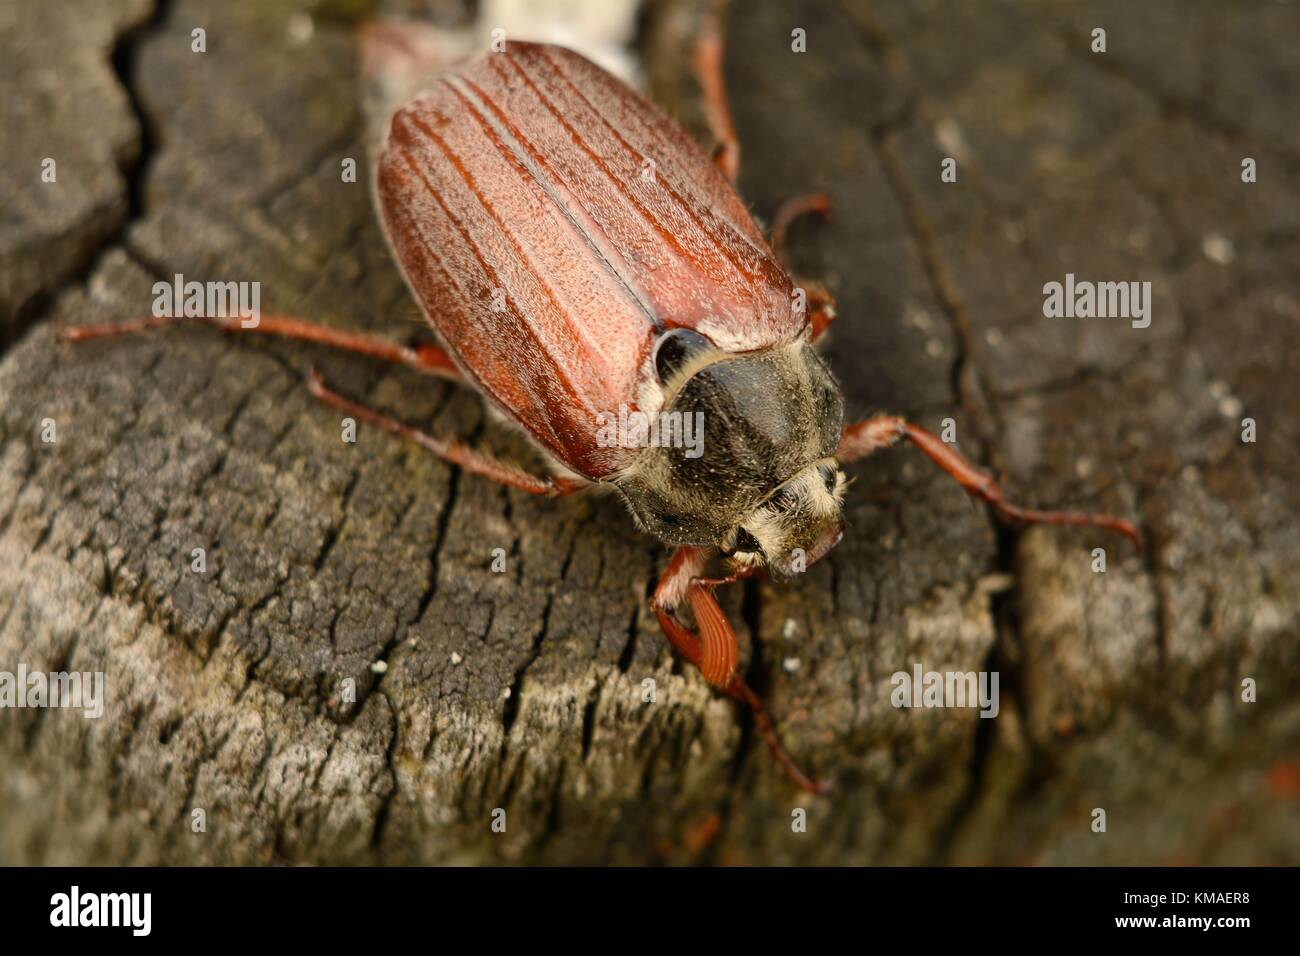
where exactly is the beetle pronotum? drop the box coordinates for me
[62,5,1138,793]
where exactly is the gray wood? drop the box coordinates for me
[1,0,1297,864]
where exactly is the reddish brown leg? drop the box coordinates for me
[694,0,740,182]
[770,192,831,261]
[766,193,837,342]
[839,416,1142,547]
[691,1,834,342]
[306,368,586,497]
[693,564,763,589]
[807,289,837,342]
[652,547,826,794]
[61,311,583,495]
[61,312,462,381]
[651,548,712,667]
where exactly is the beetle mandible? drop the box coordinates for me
[63,7,1139,793]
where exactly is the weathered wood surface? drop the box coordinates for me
[2,0,1298,864]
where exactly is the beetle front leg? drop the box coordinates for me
[650,547,712,669]
[839,416,1142,547]
[652,547,826,794]
[306,367,587,497]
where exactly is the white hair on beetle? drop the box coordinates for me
[724,460,846,568]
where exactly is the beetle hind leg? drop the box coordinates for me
[694,0,837,343]
[694,0,740,182]
[306,367,587,497]
[652,547,827,794]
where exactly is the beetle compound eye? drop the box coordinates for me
[818,464,838,492]
[654,328,714,383]
[733,528,762,555]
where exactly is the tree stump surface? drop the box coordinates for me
[2,0,1298,864]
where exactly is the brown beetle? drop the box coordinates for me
[63,11,1138,793]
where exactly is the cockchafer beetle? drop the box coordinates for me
[63,7,1139,793]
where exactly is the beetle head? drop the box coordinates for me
[720,458,846,580]
[615,334,845,577]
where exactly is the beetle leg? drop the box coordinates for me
[651,547,711,666]
[652,547,827,794]
[770,192,831,261]
[839,416,1142,547]
[766,194,837,341]
[61,313,462,381]
[693,564,762,589]
[807,287,838,342]
[59,314,582,495]
[723,674,826,795]
[694,0,740,182]
[687,584,740,686]
[306,366,587,497]
[650,549,740,685]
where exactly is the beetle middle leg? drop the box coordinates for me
[306,367,587,497]
[653,547,826,794]
[839,416,1142,546]
[61,312,463,380]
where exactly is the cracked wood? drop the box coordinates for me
[1,0,1299,864]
